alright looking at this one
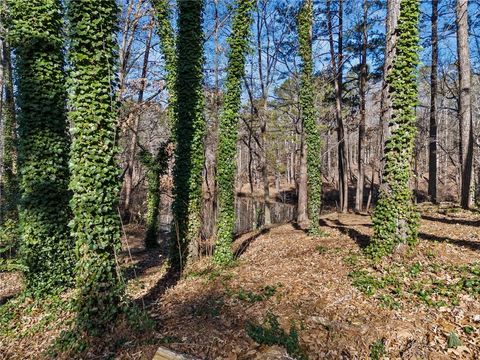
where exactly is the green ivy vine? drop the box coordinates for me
[67,0,123,331]
[171,0,206,269]
[7,0,73,295]
[138,143,170,249]
[0,40,17,224]
[369,0,420,258]
[213,0,255,264]
[298,0,323,236]
[150,0,177,126]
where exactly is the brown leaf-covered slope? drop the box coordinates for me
[1,205,480,359]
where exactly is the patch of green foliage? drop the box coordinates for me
[370,0,421,258]
[316,245,328,254]
[0,219,19,262]
[447,332,462,349]
[66,0,124,332]
[214,0,255,264]
[7,0,73,295]
[349,270,400,297]
[171,0,206,268]
[0,294,74,341]
[233,284,278,304]
[343,253,361,266]
[369,339,386,359]
[298,0,323,236]
[247,312,307,360]
[348,257,480,310]
[378,294,401,310]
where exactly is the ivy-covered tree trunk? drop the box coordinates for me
[8,0,72,294]
[171,0,206,268]
[213,0,254,264]
[379,0,401,184]
[298,0,322,235]
[370,0,420,258]
[139,144,170,249]
[67,0,123,330]
[0,38,17,223]
[148,1,177,249]
[151,0,177,122]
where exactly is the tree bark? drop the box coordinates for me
[355,0,368,212]
[297,121,308,224]
[456,0,473,209]
[327,0,348,213]
[379,0,401,181]
[428,0,438,203]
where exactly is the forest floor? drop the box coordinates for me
[1,203,480,359]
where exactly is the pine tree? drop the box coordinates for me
[298,0,322,235]
[7,0,72,294]
[67,0,123,330]
[369,0,420,258]
[213,0,255,264]
[171,0,206,268]
[456,0,473,209]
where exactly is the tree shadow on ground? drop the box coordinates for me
[421,214,480,227]
[124,247,166,281]
[318,218,371,249]
[137,265,181,309]
[419,232,480,251]
[234,228,270,259]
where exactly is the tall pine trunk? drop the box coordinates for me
[428,0,439,203]
[297,131,308,224]
[355,0,368,213]
[327,0,348,213]
[456,0,473,209]
[298,0,322,235]
[379,0,401,183]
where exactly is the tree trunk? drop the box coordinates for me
[297,127,308,224]
[355,0,368,212]
[327,0,348,213]
[456,0,473,209]
[379,0,401,182]
[428,0,438,203]
[260,114,271,225]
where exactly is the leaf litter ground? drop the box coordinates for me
[1,203,480,359]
